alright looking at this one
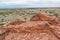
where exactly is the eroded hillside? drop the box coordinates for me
[0,13,60,40]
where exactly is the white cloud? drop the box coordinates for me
[0,0,51,5]
[0,0,41,5]
[0,0,60,7]
[0,0,28,5]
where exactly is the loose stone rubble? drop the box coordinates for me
[0,13,60,40]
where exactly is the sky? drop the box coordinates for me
[0,0,60,8]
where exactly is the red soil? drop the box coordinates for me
[0,13,60,40]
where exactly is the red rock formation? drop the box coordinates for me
[0,13,60,40]
[30,13,60,25]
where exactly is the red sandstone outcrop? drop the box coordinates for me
[0,13,60,40]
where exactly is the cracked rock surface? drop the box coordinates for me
[0,13,60,40]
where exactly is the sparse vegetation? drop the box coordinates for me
[0,8,60,26]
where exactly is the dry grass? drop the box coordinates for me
[0,8,60,26]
